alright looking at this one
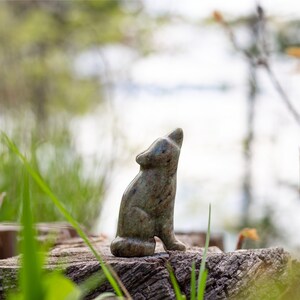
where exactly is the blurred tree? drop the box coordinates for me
[213,7,300,246]
[275,20,300,52]
[0,0,159,227]
[0,0,153,128]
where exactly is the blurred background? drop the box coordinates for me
[1,0,300,252]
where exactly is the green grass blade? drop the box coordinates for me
[43,271,81,300]
[197,203,211,300]
[1,133,127,298]
[197,269,208,300]
[20,169,44,300]
[167,263,185,300]
[190,261,196,300]
[79,270,107,298]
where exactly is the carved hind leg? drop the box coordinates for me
[110,236,155,257]
[157,223,186,252]
[111,207,156,257]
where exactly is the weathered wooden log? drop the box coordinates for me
[0,222,78,259]
[0,237,299,300]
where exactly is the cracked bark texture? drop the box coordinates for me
[0,237,298,300]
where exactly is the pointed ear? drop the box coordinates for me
[167,128,183,148]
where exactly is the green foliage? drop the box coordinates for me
[0,128,106,228]
[166,264,186,300]
[0,0,158,227]
[190,261,196,300]
[196,269,208,300]
[0,0,153,118]
[275,20,300,52]
[43,272,81,300]
[78,271,107,298]
[0,0,161,229]
[8,169,81,300]
[18,170,44,300]
[3,133,127,299]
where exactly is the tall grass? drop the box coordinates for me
[1,133,130,299]
[166,264,186,300]
[19,170,44,300]
[8,168,83,300]
[0,128,106,228]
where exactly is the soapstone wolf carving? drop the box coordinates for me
[110,128,186,257]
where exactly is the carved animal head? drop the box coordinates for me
[136,128,183,171]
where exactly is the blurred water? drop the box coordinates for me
[73,4,300,251]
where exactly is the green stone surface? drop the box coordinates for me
[111,128,186,257]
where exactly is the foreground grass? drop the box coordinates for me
[0,129,106,228]
[8,169,82,300]
[2,133,129,299]
[167,204,211,300]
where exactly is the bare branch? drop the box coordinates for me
[264,63,300,125]
[216,6,300,127]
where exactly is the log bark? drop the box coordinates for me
[0,237,299,300]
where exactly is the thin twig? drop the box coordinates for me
[256,6,300,126]
[263,63,300,125]
[215,6,300,127]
